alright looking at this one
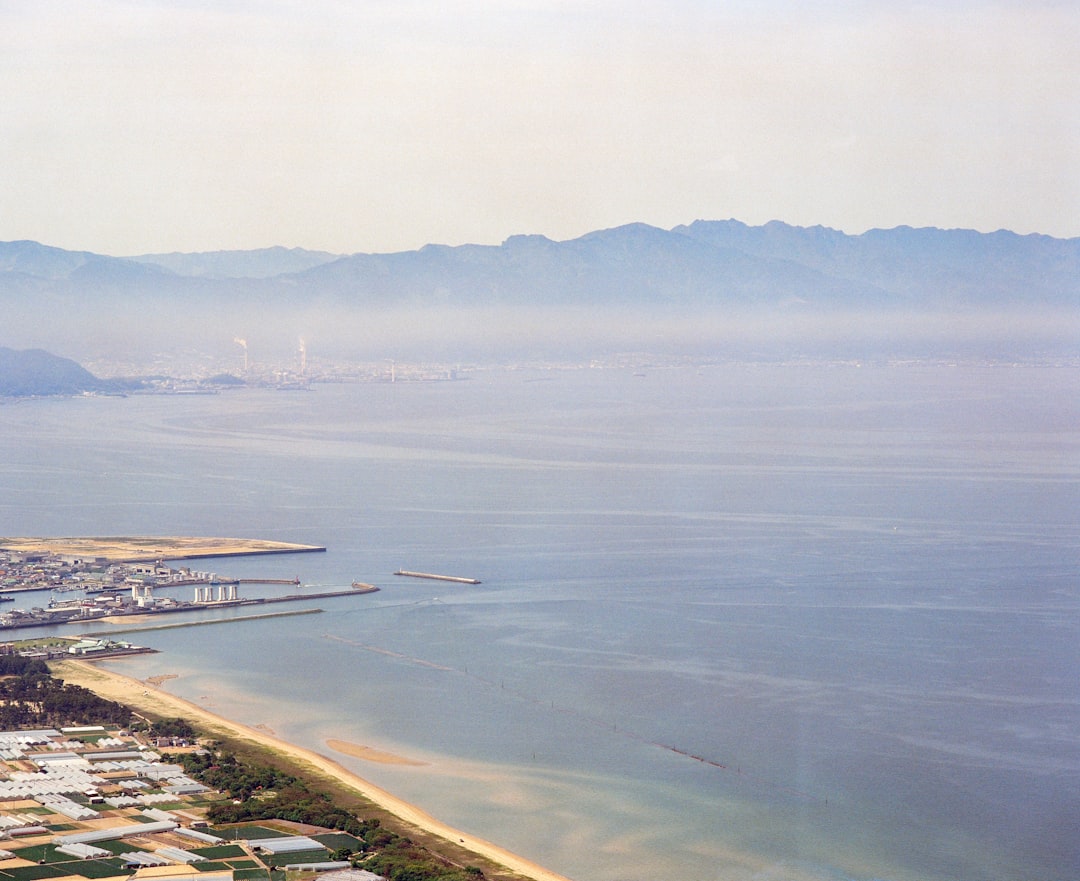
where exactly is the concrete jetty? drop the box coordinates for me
[394,570,481,584]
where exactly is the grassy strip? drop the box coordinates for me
[0,865,70,881]
[64,860,129,879]
[233,870,275,881]
[312,833,364,851]
[190,845,248,858]
[211,827,287,842]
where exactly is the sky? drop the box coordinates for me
[2,0,1078,256]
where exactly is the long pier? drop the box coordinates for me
[87,608,325,636]
[394,570,481,584]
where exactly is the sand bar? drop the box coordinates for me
[50,659,574,881]
[0,535,325,562]
[327,739,429,766]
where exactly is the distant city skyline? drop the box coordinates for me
[3,0,1078,255]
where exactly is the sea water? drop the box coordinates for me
[1,365,1077,881]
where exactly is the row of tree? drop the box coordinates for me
[0,657,131,729]
[176,746,487,881]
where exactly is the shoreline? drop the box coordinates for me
[0,535,326,562]
[51,658,574,881]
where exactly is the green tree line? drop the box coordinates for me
[0,656,130,729]
[177,747,487,881]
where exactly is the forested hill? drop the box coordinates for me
[0,346,134,397]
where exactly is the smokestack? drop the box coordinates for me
[233,337,248,372]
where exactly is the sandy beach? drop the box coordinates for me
[51,659,574,881]
[0,536,325,561]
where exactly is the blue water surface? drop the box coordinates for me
[1,365,1077,881]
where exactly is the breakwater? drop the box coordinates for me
[88,607,325,636]
[394,570,481,584]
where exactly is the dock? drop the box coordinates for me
[394,570,481,585]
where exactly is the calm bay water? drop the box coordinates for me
[1,365,1078,881]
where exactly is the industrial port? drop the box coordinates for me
[0,538,485,632]
[0,538,378,630]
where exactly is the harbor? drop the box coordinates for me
[0,584,379,631]
[0,536,380,631]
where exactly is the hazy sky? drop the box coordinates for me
[3,0,1078,255]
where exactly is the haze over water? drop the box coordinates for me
[1,364,1077,881]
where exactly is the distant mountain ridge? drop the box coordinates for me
[0,240,172,283]
[127,246,341,279]
[673,220,1080,306]
[2,220,1076,311]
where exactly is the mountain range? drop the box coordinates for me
[1,220,1076,362]
[3,220,1078,308]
